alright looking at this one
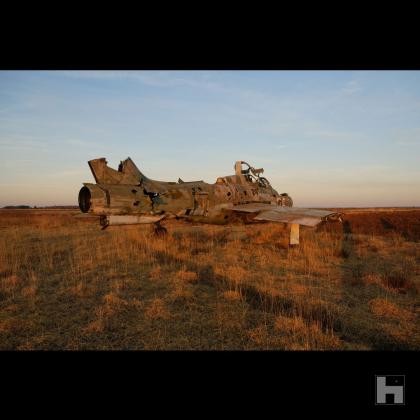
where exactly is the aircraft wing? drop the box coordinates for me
[231,203,341,227]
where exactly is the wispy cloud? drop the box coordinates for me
[393,127,420,146]
[305,129,367,142]
[50,168,87,178]
[59,70,226,91]
[341,80,362,95]
[396,140,420,145]
[0,136,48,151]
[63,138,112,149]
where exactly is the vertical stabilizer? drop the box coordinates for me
[88,157,147,185]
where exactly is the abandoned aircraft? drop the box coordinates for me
[78,158,342,245]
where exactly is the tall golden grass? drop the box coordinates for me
[0,209,418,350]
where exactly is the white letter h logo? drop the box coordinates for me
[376,376,404,404]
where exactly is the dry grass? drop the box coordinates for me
[145,298,171,320]
[175,268,199,283]
[369,298,413,321]
[0,208,419,350]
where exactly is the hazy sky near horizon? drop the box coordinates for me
[0,70,419,207]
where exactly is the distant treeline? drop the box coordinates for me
[2,205,79,209]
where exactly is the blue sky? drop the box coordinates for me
[0,70,419,207]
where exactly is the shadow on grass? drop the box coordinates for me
[336,219,413,350]
[156,220,416,350]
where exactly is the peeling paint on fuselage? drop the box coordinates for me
[79,157,293,225]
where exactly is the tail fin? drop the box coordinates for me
[88,157,147,185]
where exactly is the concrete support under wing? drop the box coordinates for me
[289,223,300,245]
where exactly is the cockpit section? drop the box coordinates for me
[234,161,271,188]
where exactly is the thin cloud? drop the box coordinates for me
[50,168,87,178]
[0,136,48,150]
[393,127,420,146]
[58,70,226,91]
[341,80,362,95]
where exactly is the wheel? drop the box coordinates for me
[153,222,168,237]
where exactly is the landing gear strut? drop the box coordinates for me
[153,221,168,237]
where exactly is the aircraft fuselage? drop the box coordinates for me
[78,158,293,227]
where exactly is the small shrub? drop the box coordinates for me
[383,269,414,293]
[369,298,413,321]
[175,268,198,283]
[22,285,37,298]
[223,290,242,301]
[247,325,268,346]
[274,315,306,334]
[149,266,162,280]
[350,263,365,286]
[1,275,19,293]
[145,298,170,320]
[103,292,127,308]
[362,272,382,286]
[84,319,104,334]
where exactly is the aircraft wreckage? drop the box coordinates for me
[78,158,342,245]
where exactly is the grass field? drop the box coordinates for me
[0,208,419,350]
